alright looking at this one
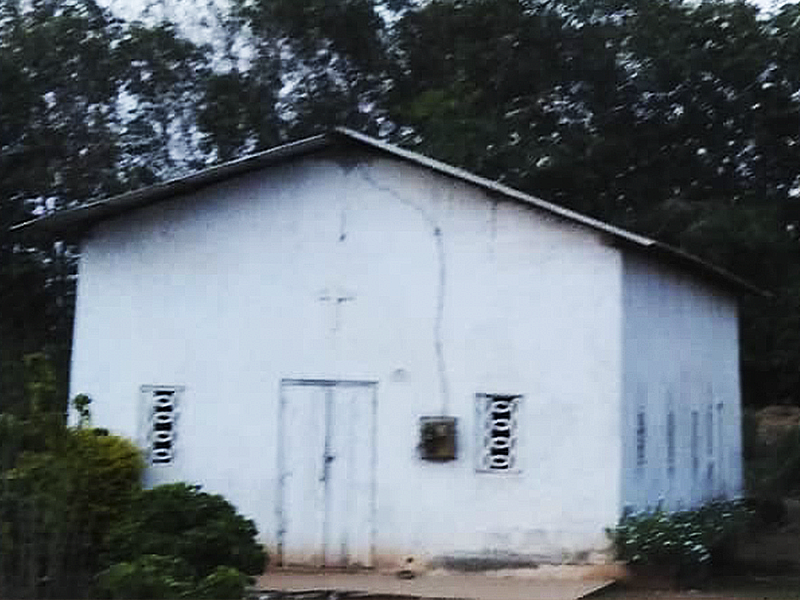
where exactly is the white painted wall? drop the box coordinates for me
[619,254,743,512]
[71,148,624,566]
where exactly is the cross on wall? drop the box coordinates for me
[318,293,355,333]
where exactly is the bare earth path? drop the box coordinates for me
[256,570,615,600]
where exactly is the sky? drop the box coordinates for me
[754,0,792,11]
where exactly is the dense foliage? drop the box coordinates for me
[610,500,753,581]
[0,367,145,598]
[96,483,265,599]
[103,483,267,580]
[97,553,251,599]
[4,0,800,414]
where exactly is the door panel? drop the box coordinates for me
[326,385,374,566]
[280,385,327,566]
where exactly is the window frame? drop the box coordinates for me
[140,384,184,467]
[666,409,676,479]
[635,408,647,476]
[474,392,523,474]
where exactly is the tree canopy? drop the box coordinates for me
[3,0,800,408]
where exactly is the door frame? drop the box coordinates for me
[276,378,378,567]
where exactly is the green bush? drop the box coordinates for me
[610,500,752,581]
[100,483,266,599]
[96,557,249,600]
[194,566,250,600]
[0,394,144,598]
[96,555,194,599]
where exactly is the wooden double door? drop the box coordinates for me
[278,379,377,567]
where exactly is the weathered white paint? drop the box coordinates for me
[68,146,738,568]
[619,254,743,512]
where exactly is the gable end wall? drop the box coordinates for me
[70,149,625,565]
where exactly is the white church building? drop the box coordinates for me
[17,128,753,568]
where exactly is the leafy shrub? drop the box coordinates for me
[96,557,249,600]
[610,500,752,581]
[0,395,144,598]
[194,566,250,600]
[96,554,194,599]
[104,483,266,578]
[99,483,266,598]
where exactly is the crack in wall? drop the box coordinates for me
[357,165,451,415]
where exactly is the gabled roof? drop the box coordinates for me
[12,127,762,296]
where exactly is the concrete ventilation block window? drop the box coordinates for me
[667,410,676,478]
[636,409,646,475]
[705,403,715,498]
[419,417,457,461]
[142,385,183,465]
[691,410,700,479]
[476,394,521,472]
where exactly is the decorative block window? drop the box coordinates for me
[141,386,182,465]
[691,410,699,478]
[666,410,676,478]
[717,402,725,493]
[635,409,646,473]
[705,403,715,499]
[476,394,521,472]
[706,404,714,457]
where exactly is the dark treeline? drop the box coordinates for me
[3,0,800,414]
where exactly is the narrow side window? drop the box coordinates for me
[666,410,676,478]
[706,404,714,458]
[691,410,699,479]
[705,403,715,498]
[476,394,521,472]
[142,386,182,465]
[636,409,647,475]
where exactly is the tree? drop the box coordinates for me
[0,0,124,415]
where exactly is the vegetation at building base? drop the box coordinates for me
[0,356,265,599]
[98,483,267,600]
[609,500,753,585]
[97,556,250,600]
[0,362,145,598]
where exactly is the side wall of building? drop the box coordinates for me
[620,253,743,512]
[71,149,624,566]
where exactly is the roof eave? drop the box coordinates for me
[11,133,333,235]
[9,127,765,298]
[611,237,767,298]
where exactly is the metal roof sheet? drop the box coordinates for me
[11,127,762,296]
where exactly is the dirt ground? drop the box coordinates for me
[598,576,800,600]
